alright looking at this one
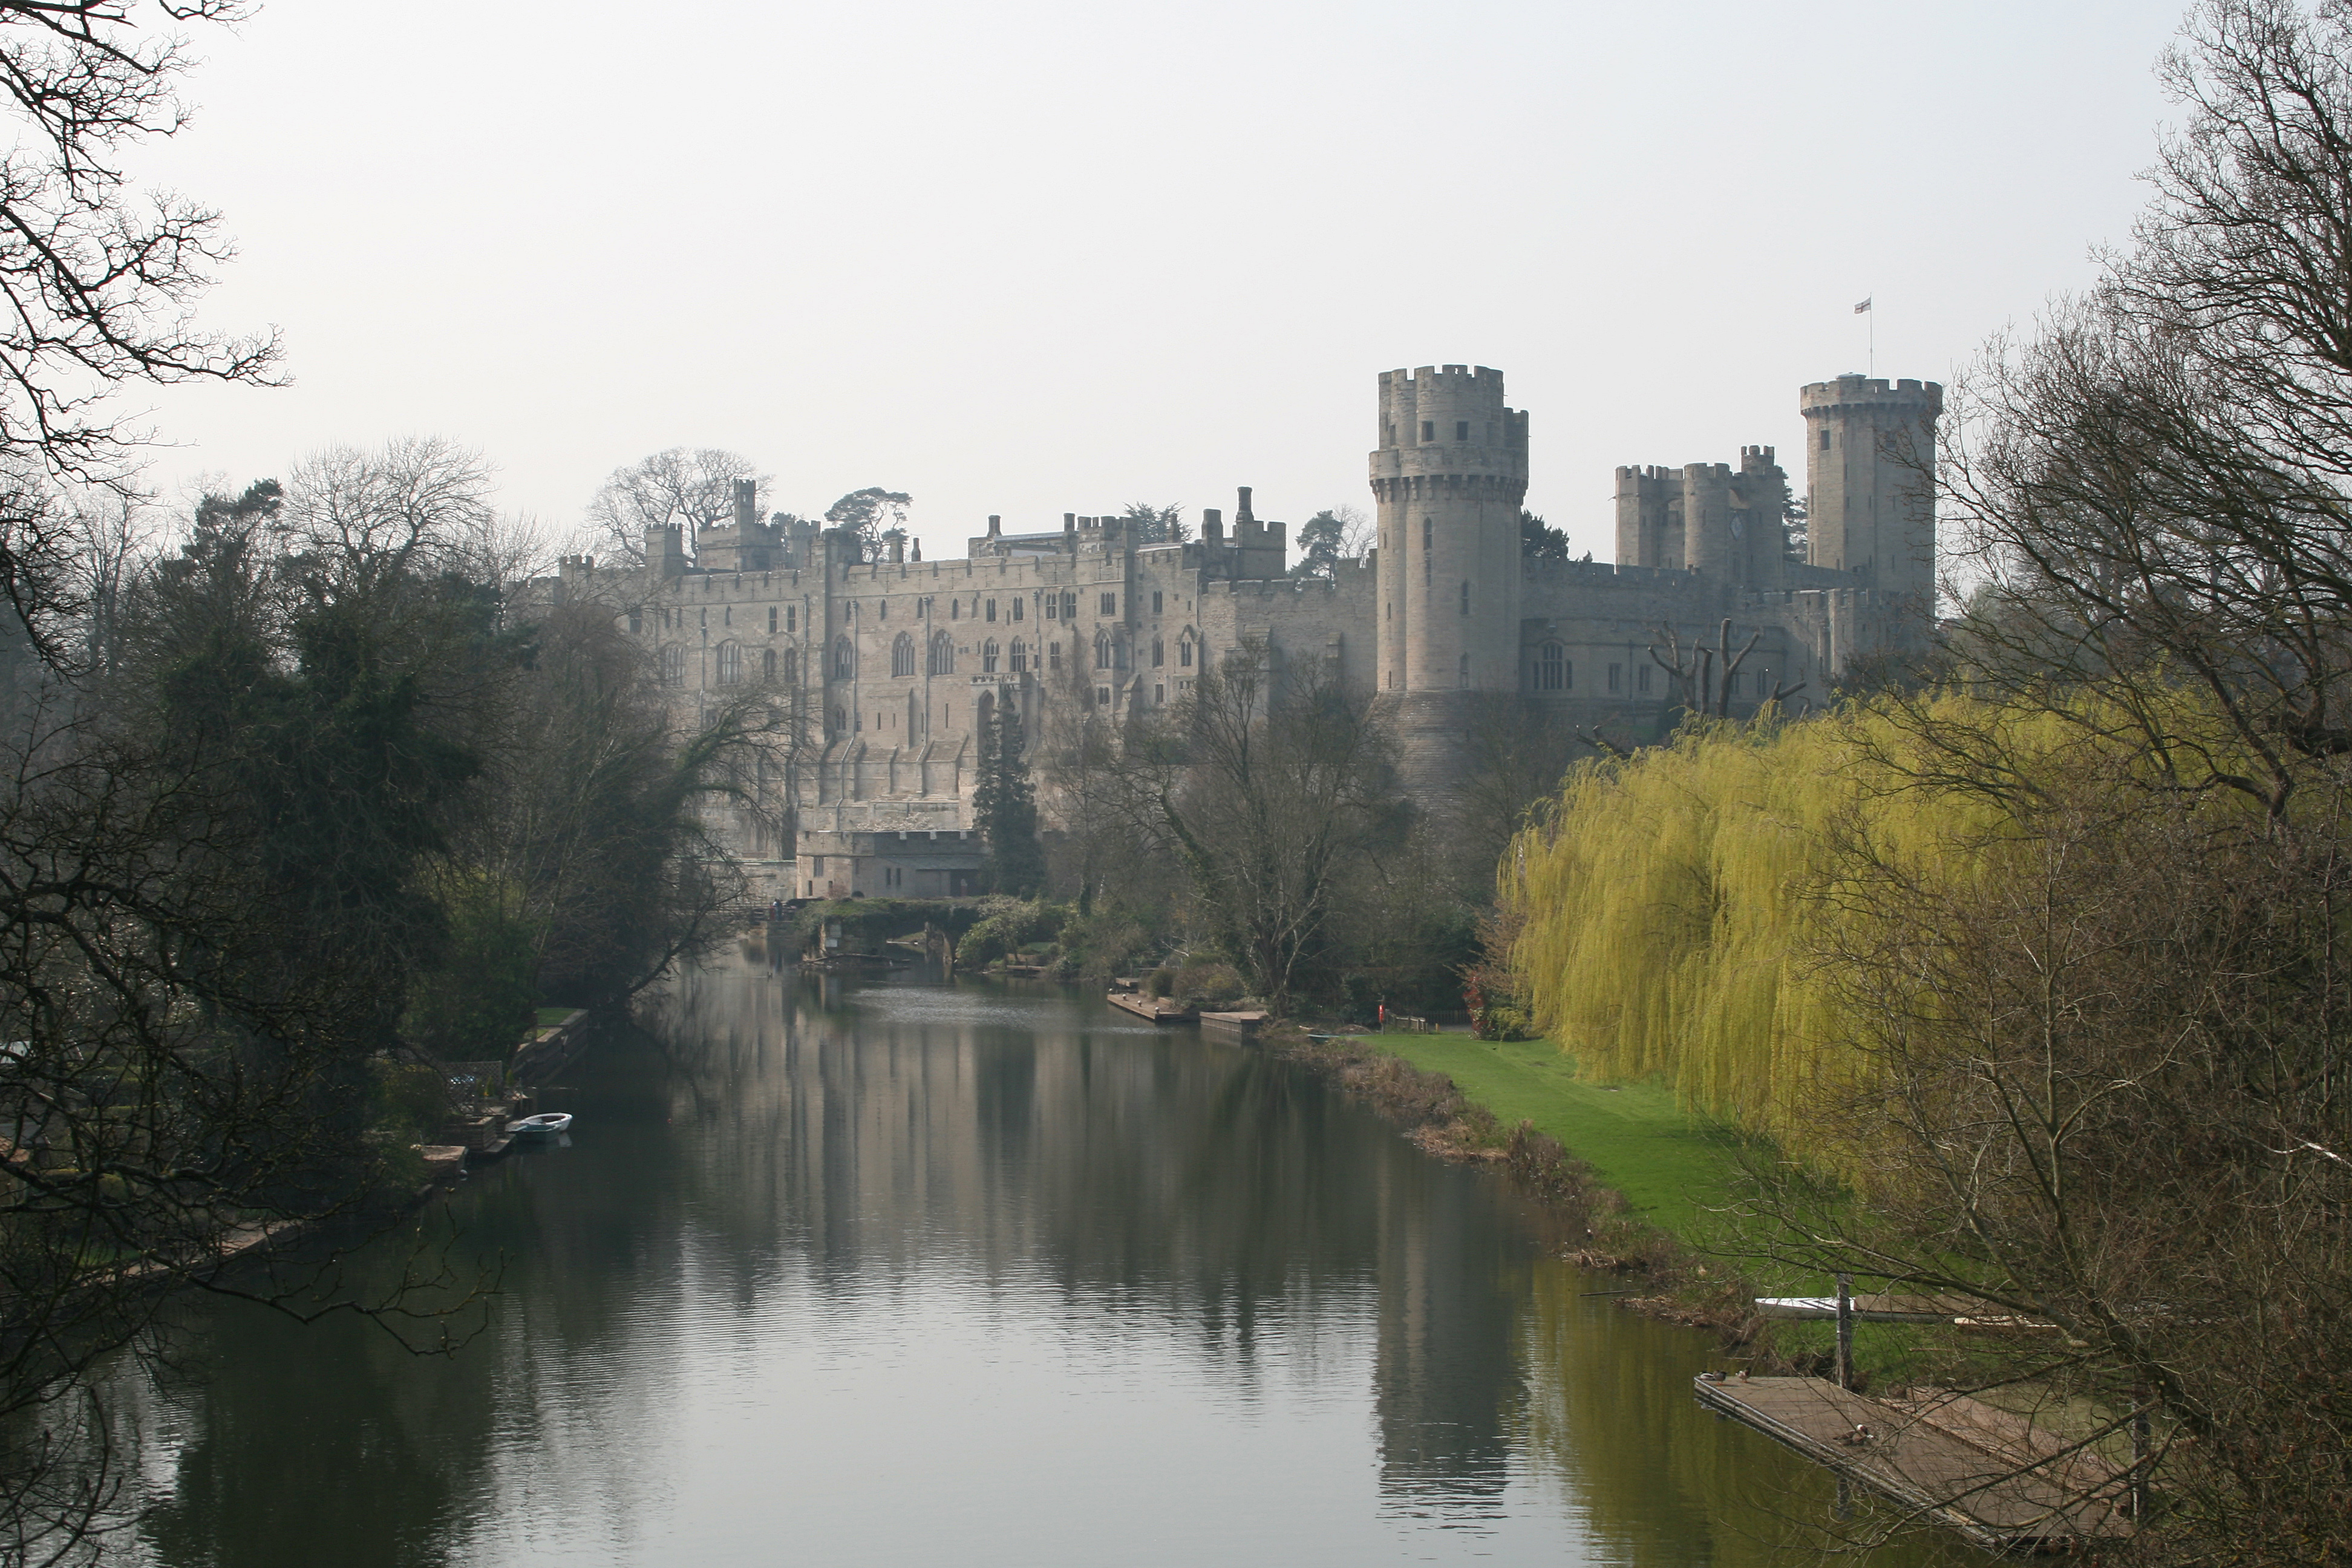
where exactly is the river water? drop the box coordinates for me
[108,957,1973,1567]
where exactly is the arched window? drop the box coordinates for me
[982,638,1000,673]
[1540,642,1566,691]
[716,642,742,685]
[1010,639,1028,673]
[1151,636,1164,667]
[1180,635,1194,668]
[659,645,684,687]
[833,636,855,679]
[928,632,954,676]
[1460,580,1471,615]
[783,648,800,685]
[762,647,777,681]
[1094,631,1111,670]
[892,632,915,677]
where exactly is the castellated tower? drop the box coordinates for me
[1370,365,1529,694]
[1369,364,1530,800]
[1613,447,1790,584]
[1799,375,1943,606]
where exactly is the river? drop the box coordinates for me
[103,956,1975,1566]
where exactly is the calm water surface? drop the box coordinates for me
[114,958,1973,1567]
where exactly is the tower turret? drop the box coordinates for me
[1800,376,1942,606]
[1368,365,1529,698]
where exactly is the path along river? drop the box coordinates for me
[106,956,1976,1567]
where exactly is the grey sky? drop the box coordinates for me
[136,0,2186,561]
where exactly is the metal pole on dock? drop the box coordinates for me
[2132,1380,2152,1520]
[1835,1273,1854,1391]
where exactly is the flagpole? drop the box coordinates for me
[1869,300,1875,377]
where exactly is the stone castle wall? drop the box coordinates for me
[535,364,1937,899]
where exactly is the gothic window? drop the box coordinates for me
[659,645,684,687]
[1179,635,1194,668]
[928,632,954,676]
[784,648,800,684]
[1540,642,1566,691]
[1607,661,1622,693]
[834,636,855,679]
[1010,639,1027,673]
[763,647,778,681]
[951,599,960,619]
[1044,595,1058,620]
[879,599,888,619]
[1061,592,1077,619]
[1048,641,1061,671]
[1151,590,1162,615]
[787,606,797,632]
[724,607,732,627]
[982,638,1000,673]
[769,606,779,633]
[985,599,996,622]
[1011,597,1024,621]
[1100,592,1117,616]
[1094,631,1111,670]
[716,642,742,685]
[1151,637,1164,667]
[1638,664,1652,694]
[892,633,915,677]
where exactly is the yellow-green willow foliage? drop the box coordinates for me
[1500,699,2088,1151]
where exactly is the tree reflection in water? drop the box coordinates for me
[98,958,1979,1566]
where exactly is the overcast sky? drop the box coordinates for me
[131,0,2189,562]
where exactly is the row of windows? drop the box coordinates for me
[838,628,1201,679]
[1388,420,1500,445]
[659,644,799,687]
[652,605,795,635]
[645,588,1187,641]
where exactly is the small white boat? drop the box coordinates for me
[506,1112,574,1137]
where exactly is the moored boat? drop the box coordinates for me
[506,1112,574,1137]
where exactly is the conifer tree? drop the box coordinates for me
[975,699,1045,896]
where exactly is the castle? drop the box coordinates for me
[544,366,1941,901]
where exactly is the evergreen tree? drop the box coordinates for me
[974,699,1045,896]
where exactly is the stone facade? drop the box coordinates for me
[541,365,1938,900]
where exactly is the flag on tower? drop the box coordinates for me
[1855,297,1873,314]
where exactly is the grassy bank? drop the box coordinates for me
[1358,1034,1745,1244]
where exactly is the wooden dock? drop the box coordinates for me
[1106,989,1197,1024]
[1694,1376,2132,1553]
[1199,1010,1269,1040]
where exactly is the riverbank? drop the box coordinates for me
[1260,1024,1782,1356]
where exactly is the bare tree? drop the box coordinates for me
[1105,642,1406,1012]
[1647,617,1806,719]
[581,448,771,567]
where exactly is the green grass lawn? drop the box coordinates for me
[534,1006,575,1028]
[1363,1034,1746,1243]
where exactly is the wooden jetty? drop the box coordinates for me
[1106,988,1197,1024]
[1694,1375,2132,1553]
[1199,1009,1269,1040]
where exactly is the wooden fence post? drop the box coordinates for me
[1835,1273,1854,1391]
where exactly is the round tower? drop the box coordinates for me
[1799,376,1942,607]
[1369,364,1530,803]
[1370,365,1529,695]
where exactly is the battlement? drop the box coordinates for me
[1799,375,1944,414]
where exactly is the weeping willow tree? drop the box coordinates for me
[1498,697,2209,1158]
